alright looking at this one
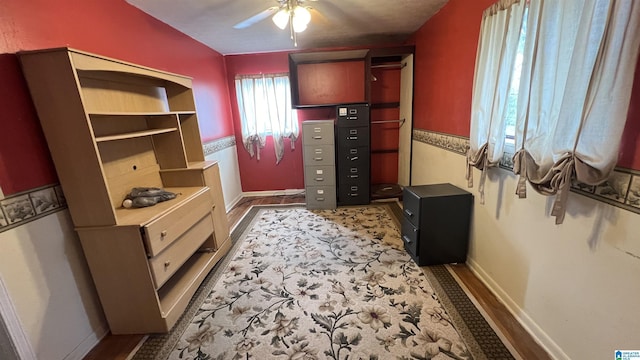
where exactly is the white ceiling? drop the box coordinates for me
[125,0,448,55]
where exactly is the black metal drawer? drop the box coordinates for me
[336,104,369,127]
[337,146,368,168]
[401,217,419,258]
[337,165,369,184]
[336,126,369,148]
[402,187,421,227]
[338,185,370,205]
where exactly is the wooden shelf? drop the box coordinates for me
[89,111,196,117]
[95,128,178,142]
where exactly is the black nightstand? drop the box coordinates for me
[402,184,473,266]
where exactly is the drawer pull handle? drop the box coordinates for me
[402,235,412,244]
[314,157,323,161]
[350,193,359,197]
[316,197,325,201]
[350,156,359,161]
[404,209,413,217]
[164,261,171,268]
[347,136,358,140]
[315,177,324,181]
[160,230,168,238]
[313,136,322,140]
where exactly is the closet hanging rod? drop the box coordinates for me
[371,119,405,126]
[371,63,406,69]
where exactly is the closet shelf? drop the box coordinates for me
[370,102,400,109]
[371,119,405,126]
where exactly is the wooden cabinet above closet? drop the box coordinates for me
[289,49,370,108]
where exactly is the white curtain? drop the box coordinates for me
[468,0,527,203]
[235,73,299,164]
[513,0,640,223]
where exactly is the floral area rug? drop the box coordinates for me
[133,203,514,360]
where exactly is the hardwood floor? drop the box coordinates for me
[83,195,551,360]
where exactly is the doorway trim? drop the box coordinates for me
[0,275,36,359]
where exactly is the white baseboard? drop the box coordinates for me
[226,193,244,213]
[225,190,305,213]
[241,189,305,198]
[466,258,569,360]
[63,324,109,360]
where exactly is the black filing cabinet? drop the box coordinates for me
[402,184,473,266]
[336,103,370,205]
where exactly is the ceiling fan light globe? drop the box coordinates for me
[293,22,307,33]
[293,6,311,26]
[272,9,289,30]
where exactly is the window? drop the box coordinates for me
[235,73,299,164]
[504,8,527,147]
[468,0,640,223]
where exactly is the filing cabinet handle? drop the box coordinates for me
[314,157,323,161]
[315,177,324,181]
[404,209,414,218]
[348,175,359,179]
[350,156,359,161]
[313,136,322,140]
[402,235,412,244]
[161,230,168,238]
[316,197,325,201]
[349,193,359,197]
[347,136,358,140]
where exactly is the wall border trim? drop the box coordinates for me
[203,135,236,156]
[413,128,640,215]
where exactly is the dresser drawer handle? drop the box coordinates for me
[402,235,412,244]
[164,261,171,268]
[404,209,414,217]
[160,230,168,238]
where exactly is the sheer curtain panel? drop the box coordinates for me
[468,0,527,203]
[513,0,640,223]
[235,73,299,164]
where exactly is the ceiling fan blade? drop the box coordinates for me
[233,6,279,29]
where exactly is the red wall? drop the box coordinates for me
[0,0,234,195]
[408,0,494,137]
[619,62,640,169]
[408,0,640,170]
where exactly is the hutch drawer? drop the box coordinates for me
[143,189,213,257]
[148,213,214,289]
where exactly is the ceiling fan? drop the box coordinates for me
[233,0,317,46]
